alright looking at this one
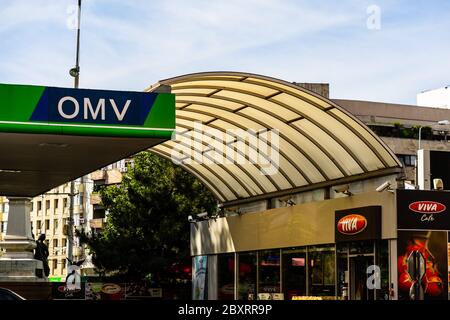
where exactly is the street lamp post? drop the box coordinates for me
[67,0,82,271]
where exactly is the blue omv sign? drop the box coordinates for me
[30,87,157,125]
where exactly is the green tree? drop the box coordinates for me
[78,151,217,282]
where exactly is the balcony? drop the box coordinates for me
[90,193,102,205]
[52,246,67,256]
[89,218,105,229]
[105,169,122,184]
[90,170,106,181]
[90,169,122,185]
[74,204,84,214]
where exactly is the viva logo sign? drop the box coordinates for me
[408,201,446,222]
[337,214,367,235]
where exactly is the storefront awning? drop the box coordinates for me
[147,72,402,205]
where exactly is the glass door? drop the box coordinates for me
[349,255,375,300]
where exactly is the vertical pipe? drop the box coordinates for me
[67,0,81,271]
[74,0,82,89]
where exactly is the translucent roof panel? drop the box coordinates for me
[148,72,402,204]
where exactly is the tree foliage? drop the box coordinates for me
[78,151,217,282]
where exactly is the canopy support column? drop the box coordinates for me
[0,197,45,282]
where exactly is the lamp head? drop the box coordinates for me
[69,66,80,78]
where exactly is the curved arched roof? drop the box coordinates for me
[147,72,402,205]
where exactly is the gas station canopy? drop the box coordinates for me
[0,84,175,196]
[148,72,402,204]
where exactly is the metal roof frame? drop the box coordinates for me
[147,72,402,205]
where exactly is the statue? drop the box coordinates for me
[34,234,50,277]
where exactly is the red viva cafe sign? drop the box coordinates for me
[409,201,446,214]
[337,214,367,235]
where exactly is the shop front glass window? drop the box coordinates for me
[376,240,390,300]
[258,250,281,296]
[282,247,306,300]
[349,240,374,255]
[217,254,235,300]
[237,252,257,300]
[336,243,348,298]
[308,245,335,297]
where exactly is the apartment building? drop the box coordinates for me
[89,158,131,233]
[29,179,88,279]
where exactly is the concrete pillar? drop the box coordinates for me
[0,197,45,282]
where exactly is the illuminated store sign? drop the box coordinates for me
[335,206,381,242]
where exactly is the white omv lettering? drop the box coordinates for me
[57,97,131,121]
[58,96,79,119]
[110,99,131,121]
[83,98,105,120]
[418,203,437,212]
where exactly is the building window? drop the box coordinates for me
[217,253,235,300]
[54,219,59,234]
[282,247,307,299]
[37,201,42,211]
[258,250,281,296]
[45,220,50,230]
[46,200,50,211]
[308,245,335,297]
[62,238,67,247]
[53,239,58,248]
[30,202,34,212]
[397,154,417,167]
[63,198,68,208]
[53,259,57,271]
[54,199,59,210]
[36,220,42,232]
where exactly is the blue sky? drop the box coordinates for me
[1,0,449,104]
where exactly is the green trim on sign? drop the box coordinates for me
[0,84,45,121]
[0,122,173,138]
[144,93,176,129]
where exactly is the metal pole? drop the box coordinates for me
[418,126,423,150]
[74,0,81,89]
[415,126,423,189]
[67,0,81,270]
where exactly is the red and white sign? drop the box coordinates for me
[337,214,367,235]
[408,201,446,214]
